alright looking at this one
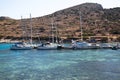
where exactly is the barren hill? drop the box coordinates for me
[0,3,120,41]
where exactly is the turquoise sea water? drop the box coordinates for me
[0,43,120,80]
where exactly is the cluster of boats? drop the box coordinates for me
[10,40,120,50]
[10,12,120,50]
[10,41,62,50]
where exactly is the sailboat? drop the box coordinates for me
[71,11,100,49]
[10,14,37,50]
[37,14,62,50]
[10,42,33,50]
[25,14,39,48]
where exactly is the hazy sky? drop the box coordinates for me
[0,0,120,19]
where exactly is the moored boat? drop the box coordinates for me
[37,14,63,50]
[10,14,36,50]
[37,42,62,50]
[10,42,32,50]
[71,40,100,49]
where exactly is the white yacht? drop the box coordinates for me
[37,42,62,50]
[71,40,100,49]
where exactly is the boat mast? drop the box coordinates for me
[30,14,33,44]
[21,16,24,41]
[79,11,83,41]
[51,15,54,43]
[21,16,26,42]
[55,21,58,43]
[54,15,58,43]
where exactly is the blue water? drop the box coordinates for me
[0,43,120,80]
[0,43,12,50]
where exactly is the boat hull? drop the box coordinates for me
[37,46,57,50]
[10,46,32,50]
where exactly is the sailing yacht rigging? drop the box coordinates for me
[10,16,32,50]
[71,11,100,49]
[37,14,62,50]
[25,14,38,48]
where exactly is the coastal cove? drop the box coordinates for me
[0,2,120,80]
[0,43,120,80]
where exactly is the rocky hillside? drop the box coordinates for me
[0,3,120,40]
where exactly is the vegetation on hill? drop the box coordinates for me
[0,3,120,41]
